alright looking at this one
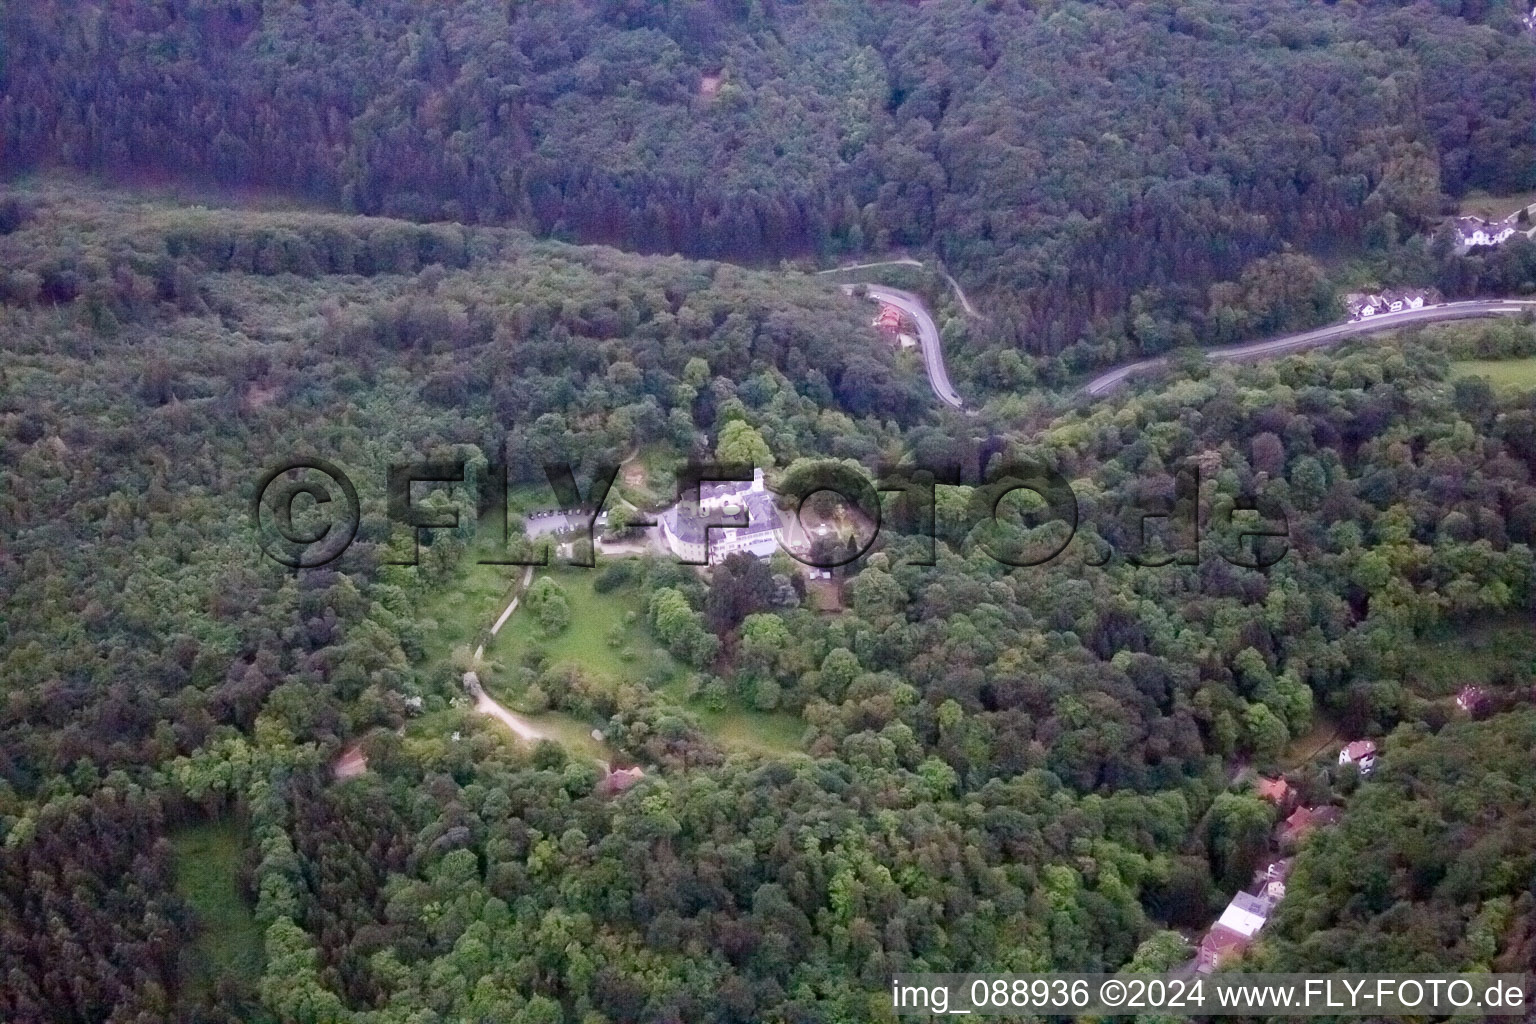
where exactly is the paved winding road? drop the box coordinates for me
[850,284,965,409]
[1082,299,1536,397]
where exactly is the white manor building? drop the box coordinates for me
[1454,215,1518,252]
[659,467,786,565]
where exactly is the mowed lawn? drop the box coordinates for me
[1456,189,1536,220]
[486,567,807,756]
[1451,357,1536,392]
[172,821,264,999]
[422,532,807,758]
[678,698,807,756]
[487,567,677,687]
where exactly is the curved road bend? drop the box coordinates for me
[1082,299,1536,397]
[819,259,983,319]
[849,284,966,409]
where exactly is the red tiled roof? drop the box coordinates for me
[1255,776,1292,803]
[1342,739,1377,761]
[1282,805,1340,839]
[1200,924,1253,961]
[599,766,645,795]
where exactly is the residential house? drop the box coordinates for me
[872,304,906,336]
[1338,738,1378,774]
[1196,892,1271,973]
[1395,287,1436,308]
[1254,775,1296,810]
[1195,860,1306,974]
[1345,292,1389,320]
[1455,216,1517,251]
[1255,857,1294,886]
[1197,926,1252,974]
[1346,288,1437,321]
[598,765,645,797]
[1252,858,1294,910]
[1279,804,1341,847]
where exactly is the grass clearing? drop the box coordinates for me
[1456,189,1536,221]
[618,444,677,508]
[521,711,612,761]
[1282,714,1340,770]
[485,568,808,756]
[686,702,806,755]
[658,678,805,755]
[1451,356,1536,392]
[421,528,807,759]
[1406,616,1535,698]
[485,566,676,688]
[172,821,263,998]
[414,522,530,671]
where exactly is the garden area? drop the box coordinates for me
[171,821,265,1011]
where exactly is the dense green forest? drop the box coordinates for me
[5,0,1536,372]
[1262,709,1536,973]
[3,187,1536,1022]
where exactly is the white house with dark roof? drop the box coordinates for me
[1455,216,1518,252]
[659,468,785,564]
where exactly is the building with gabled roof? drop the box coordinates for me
[598,765,645,797]
[659,467,786,565]
[1252,857,1293,910]
[1254,857,1294,887]
[1254,775,1295,809]
[1279,804,1341,847]
[1219,891,1271,936]
[1455,216,1518,252]
[1346,288,1437,321]
[872,304,907,336]
[1197,924,1253,973]
[1196,891,1272,973]
[1338,739,1378,774]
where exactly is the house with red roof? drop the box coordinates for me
[1279,805,1341,848]
[1196,891,1271,973]
[1254,775,1295,810]
[597,765,645,797]
[1197,924,1253,973]
[1337,739,1378,775]
[872,304,907,336]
